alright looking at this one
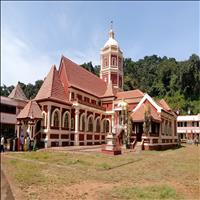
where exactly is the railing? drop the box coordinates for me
[177,126,200,133]
[130,139,137,149]
[74,99,106,111]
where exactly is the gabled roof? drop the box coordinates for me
[116,89,144,99]
[101,81,116,97]
[34,65,68,102]
[59,56,107,97]
[131,103,161,122]
[133,93,163,113]
[8,83,28,101]
[17,100,42,119]
[159,99,171,111]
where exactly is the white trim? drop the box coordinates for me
[62,111,71,128]
[41,111,47,127]
[95,116,101,133]
[132,93,162,113]
[101,118,111,133]
[87,114,94,132]
[80,113,86,131]
[51,108,60,126]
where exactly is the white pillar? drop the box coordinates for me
[75,109,79,146]
[84,110,87,145]
[92,113,95,145]
[17,123,20,138]
[59,107,62,130]
[100,114,102,144]
[112,114,115,133]
[59,107,62,147]
[47,105,51,130]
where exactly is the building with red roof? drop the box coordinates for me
[0,84,28,140]
[16,27,178,150]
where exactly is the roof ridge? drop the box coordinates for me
[8,83,28,100]
[50,65,56,97]
[62,55,106,84]
[27,101,32,118]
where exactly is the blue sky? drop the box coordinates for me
[1,1,199,86]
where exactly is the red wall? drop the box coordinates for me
[111,73,117,85]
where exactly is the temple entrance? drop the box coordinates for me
[134,123,143,142]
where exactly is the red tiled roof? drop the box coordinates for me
[8,83,28,101]
[101,81,116,97]
[17,100,42,119]
[159,99,171,111]
[131,101,161,122]
[59,56,107,97]
[116,89,144,99]
[35,65,68,102]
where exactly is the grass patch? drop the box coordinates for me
[2,145,199,200]
[97,162,112,170]
[111,185,182,200]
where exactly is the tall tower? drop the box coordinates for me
[100,22,123,91]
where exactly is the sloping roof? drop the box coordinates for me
[8,83,28,101]
[116,89,144,99]
[131,103,161,122]
[35,65,68,102]
[17,101,42,119]
[159,99,171,111]
[59,56,107,97]
[101,81,116,97]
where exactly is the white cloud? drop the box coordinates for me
[1,19,105,87]
[1,28,54,86]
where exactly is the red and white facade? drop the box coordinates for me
[16,28,178,150]
[177,114,200,143]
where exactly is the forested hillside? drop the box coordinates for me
[1,54,199,114]
[123,54,200,114]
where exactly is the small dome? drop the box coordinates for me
[104,37,119,48]
[103,29,119,48]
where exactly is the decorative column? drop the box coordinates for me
[59,107,62,147]
[108,52,111,83]
[74,108,80,146]
[100,114,102,144]
[59,107,62,130]
[84,110,87,145]
[68,109,71,146]
[111,113,115,133]
[92,113,95,145]
[16,121,21,138]
[47,105,51,130]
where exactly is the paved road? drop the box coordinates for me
[1,168,14,200]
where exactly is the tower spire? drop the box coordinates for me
[109,21,114,39]
[110,20,113,30]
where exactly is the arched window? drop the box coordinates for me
[53,111,59,127]
[104,58,108,67]
[88,116,93,132]
[96,118,101,133]
[103,120,110,133]
[63,112,70,129]
[80,114,86,131]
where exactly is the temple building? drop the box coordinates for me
[16,26,178,150]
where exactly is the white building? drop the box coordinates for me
[177,114,200,142]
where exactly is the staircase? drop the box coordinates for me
[133,141,142,153]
